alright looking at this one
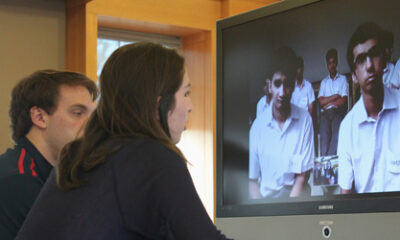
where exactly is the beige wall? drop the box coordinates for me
[0,0,66,151]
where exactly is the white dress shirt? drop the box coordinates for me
[383,59,400,89]
[383,62,395,89]
[256,95,270,117]
[394,59,400,88]
[338,88,400,193]
[318,73,348,110]
[249,103,315,197]
[291,79,315,111]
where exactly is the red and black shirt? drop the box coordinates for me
[0,137,52,240]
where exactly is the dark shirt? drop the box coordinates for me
[16,139,230,240]
[0,137,52,240]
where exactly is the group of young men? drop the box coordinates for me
[249,22,400,199]
[0,70,98,239]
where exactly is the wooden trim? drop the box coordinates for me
[67,0,92,9]
[181,31,214,219]
[98,16,203,37]
[221,0,278,16]
[66,4,86,73]
[85,11,98,80]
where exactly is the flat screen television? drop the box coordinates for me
[216,0,400,239]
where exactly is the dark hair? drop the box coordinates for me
[325,48,338,63]
[382,29,394,50]
[9,70,98,142]
[57,42,185,190]
[346,22,385,72]
[297,56,304,69]
[268,46,297,87]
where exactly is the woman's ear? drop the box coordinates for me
[156,96,161,120]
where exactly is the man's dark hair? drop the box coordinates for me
[9,70,98,142]
[325,48,338,63]
[346,22,385,72]
[383,29,394,50]
[268,46,297,88]
[297,56,304,69]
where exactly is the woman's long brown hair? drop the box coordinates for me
[57,42,185,191]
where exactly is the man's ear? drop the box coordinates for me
[30,106,48,129]
[352,72,358,84]
[156,96,161,120]
[265,79,271,94]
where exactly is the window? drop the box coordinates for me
[97,27,182,77]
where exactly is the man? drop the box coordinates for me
[249,47,314,199]
[291,56,315,115]
[0,70,97,239]
[382,30,400,90]
[338,22,400,194]
[256,78,272,117]
[318,48,349,156]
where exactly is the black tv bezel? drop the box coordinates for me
[216,0,400,218]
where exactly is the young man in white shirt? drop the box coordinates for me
[256,78,271,117]
[338,22,400,194]
[382,30,400,90]
[291,56,315,115]
[318,48,349,156]
[249,47,314,199]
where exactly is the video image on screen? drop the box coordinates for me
[220,0,400,208]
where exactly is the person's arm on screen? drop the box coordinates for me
[319,94,340,108]
[308,103,314,115]
[341,188,351,194]
[290,172,307,197]
[249,179,262,199]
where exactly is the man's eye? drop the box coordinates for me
[354,53,367,65]
[184,90,191,97]
[369,46,383,58]
[273,80,282,88]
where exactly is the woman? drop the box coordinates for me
[16,42,230,240]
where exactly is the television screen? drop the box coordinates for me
[216,0,400,220]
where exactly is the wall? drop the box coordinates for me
[0,0,66,152]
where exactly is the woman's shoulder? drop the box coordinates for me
[107,138,184,168]
[113,138,172,153]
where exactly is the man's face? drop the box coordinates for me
[270,71,294,112]
[327,57,337,76]
[352,38,385,95]
[296,67,304,80]
[44,85,95,157]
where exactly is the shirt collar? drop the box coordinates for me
[265,102,300,127]
[328,73,340,81]
[296,79,305,88]
[384,62,394,73]
[354,87,398,124]
[16,137,53,181]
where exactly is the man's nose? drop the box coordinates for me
[278,85,284,96]
[365,56,374,72]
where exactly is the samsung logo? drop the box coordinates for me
[318,205,334,210]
